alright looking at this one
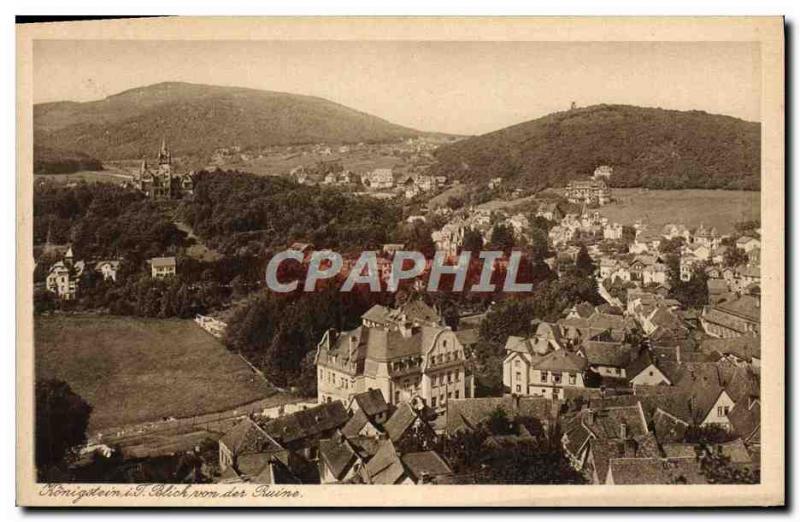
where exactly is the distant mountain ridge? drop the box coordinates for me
[34,82,424,160]
[429,104,760,191]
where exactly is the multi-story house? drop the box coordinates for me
[361,168,394,189]
[603,223,623,240]
[315,301,473,413]
[504,340,588,399]
[149,256,177,279]
[45,247,85,300]
[700,295,760,338]
[565,178,611,205]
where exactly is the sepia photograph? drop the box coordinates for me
[15,16,785,507]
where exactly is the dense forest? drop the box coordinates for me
[180,169,403,255]
[34,82,421,160]
[33,181,184,263]
[429,104,760,191]
[34,145,103,174]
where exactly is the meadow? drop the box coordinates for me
[597,189,760,234]
[35,315,283,433]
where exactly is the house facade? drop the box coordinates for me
[315,302,474,413]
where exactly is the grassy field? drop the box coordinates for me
[34,165,134,185]
[597,189,760,234]
[218,149,403,177]
[35,315,280,433]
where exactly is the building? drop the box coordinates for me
[45,247,85,300]
[149,256,177,279]
[504,345,588,399]
[361,168,394,189]
[135,138,194,200]
[603,223,623,240]
[565,178,611,205]
[315,301,474,413]
[700,295,760,338]
[94,260,120,282]
[735,236,761,253]
[593,165,613,180]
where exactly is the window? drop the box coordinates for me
[455,390,460,399]
[717,406,730,417]
[541,371,549,383]
[432,397,437,408]
[515,360,521,368]
[569,373,576,385]
[395,391,400,403]
[515,372,521,381]
[515,385,521,393]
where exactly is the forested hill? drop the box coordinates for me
[429,104,760,190]
[33,145,103,174]
[34,82,422,160]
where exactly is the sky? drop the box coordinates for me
[33,40,761,135]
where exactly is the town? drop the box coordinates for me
[34,139,761,486]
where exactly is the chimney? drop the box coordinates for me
[584,410,595,426]
[619,422,627,440]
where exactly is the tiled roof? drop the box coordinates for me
[728,401,760,443]
[318,435,359,480]
[715,295,760,323]
[581,341,632,368]
[341,409,373,438]
[351,389,389,417]
[219,417,283,456]
[714,438,752,464]
[401,451,453,481]
[455,328,479,346]
[445,396,556,435]
[661,443,699,459]
[699,336,760,362]
[608,457,707,484]
[532,350,588,372]
[262,401,349,445]
[590,433,660,482]
[363,439,406,484]
[149,256,176,267]
[383,403,419,442]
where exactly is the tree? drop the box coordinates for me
[487,407,513,435]
[460,229,484,255]
[699,446,759,484]
[659,236,685,255]
[476,441,586,484]
[487,224,515,254]
[723,246,749,268]
[36,379,92,480]
[478,299,534,345]
[528,228,551,261]
[621,225,637,245]
[574,244,595,277]
[669,264,709,309]
[446,195,465,211]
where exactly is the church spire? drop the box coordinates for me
[158,136,170,165]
